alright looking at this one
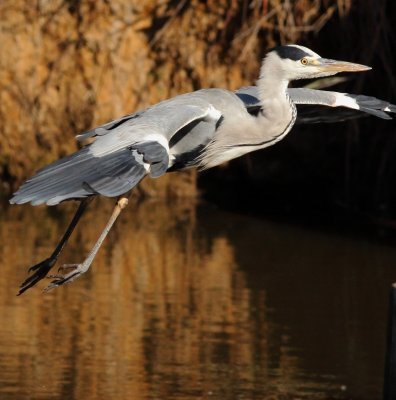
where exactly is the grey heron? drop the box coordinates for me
[11,44,396,295]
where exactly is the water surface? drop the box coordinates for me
[0,199,395,399]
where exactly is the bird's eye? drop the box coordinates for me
[300,58,308,65]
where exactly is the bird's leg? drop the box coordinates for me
[44,195,130,292]
[17,198,93,296]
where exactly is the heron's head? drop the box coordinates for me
[264,45,371,81]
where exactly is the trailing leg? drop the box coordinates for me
[44,196,130,292]
[17,198,92,295]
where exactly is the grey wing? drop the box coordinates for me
[76,110,145,142]
[234,87,261,107]
[289,88,396,124]
[10,95,222,205]
[236,86,396,123]
[86,97,221,156]
[10,142,168,205]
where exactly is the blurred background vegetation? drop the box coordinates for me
[0,0,395,227]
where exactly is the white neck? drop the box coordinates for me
[199,55,296,170]
[256,55,290,115]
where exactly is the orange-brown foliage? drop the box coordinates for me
[0,0,393,199]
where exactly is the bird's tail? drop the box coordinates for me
[10,147,147,206]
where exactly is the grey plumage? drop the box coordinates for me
[11,45,395,206]
[11,144,154,205]
[11,92,224,205]
[236,86,396,122]
[12,44,396,295]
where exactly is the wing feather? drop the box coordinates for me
[236,86,396,123]
[10,141,169,205]
[11,93,223,205]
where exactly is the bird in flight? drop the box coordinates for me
[11,45,396,295]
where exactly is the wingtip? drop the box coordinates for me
[387,104,396,113]
[9,196,29,205]
[9,197,22,205]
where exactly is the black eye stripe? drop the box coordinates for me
[271,46,311,61]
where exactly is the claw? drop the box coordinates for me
[57,263,78,273]
[46,274,64,279]
[43,265,84,293]
[16,199,92,296]
[17,257,57,296]
[28,257,57,273]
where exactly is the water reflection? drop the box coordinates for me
[0,199,395,399]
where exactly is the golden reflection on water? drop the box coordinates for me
[0,199,395,399]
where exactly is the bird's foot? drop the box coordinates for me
[17,257,57,296]
[44,262,89,292]
[57,264,81,274]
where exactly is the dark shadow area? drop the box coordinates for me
[199,114,396,239]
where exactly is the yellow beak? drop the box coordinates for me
[314,58,372,72]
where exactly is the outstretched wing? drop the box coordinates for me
[236,86,396,123]
[10,94,223,206]
[289,88,396,124]
[10,142,167,205]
